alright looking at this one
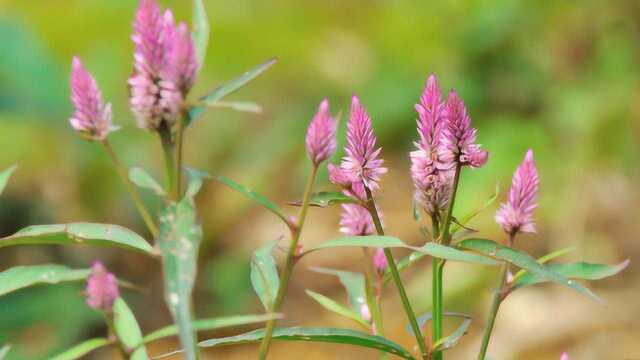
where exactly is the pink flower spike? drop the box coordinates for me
[373,248,388,274]
[341,96,387,191]
[440,90,488,169]
[328,164,354,188]
[69,57,116,140]
[495,149,539,237]
[86,261,119,312]
[560,353,569,360]
[339,203,376,236]
[306,99,337,166]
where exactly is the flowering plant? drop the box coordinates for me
[0,2,628,360]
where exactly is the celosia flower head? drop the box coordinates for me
[69,57,116,140]
[440,91,488,168]
[86,261,119,312]
[305,99,337,165]
[341,96,387,191]
[495,149,539,236]
[339,203,375,236]
[129,0,197,130]
[410,75,451,214]
[373,248,387,274]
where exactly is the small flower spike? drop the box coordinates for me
[440,91,488,169]
[305,99,337,166]
[129,0,197,131]
[69,57,116,140]
[373,248,388,274]
[495,149,539,237]
[339,202,376,236]
[86,261,119,312]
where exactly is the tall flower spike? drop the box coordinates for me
[495,149,539,236]
[410,75,452,214]
[440,91,488,169]
[69,57,116,140]
[305,99,337,166]
[86,261,119,312]
[129,0,197,130]
[341,96,387,191]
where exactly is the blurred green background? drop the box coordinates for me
[0,0,638,359]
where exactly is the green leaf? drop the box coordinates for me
[250,240,280,311]
[411,243,498,266]
[129,166,165,196]
[141,314,280,345]
[113,297,148,360]
[409,311,470,335]
[0,165,16,196]
[0,223,155,256]
[432,317,472,351]
[306,290,368,328]
[188,58,277,124]
[217,176,289,225]
[184,167,211,198]
[0,345,11,360]
[158,198,203,360]
[459,239,602,302]
[512,245,576,282]
[450,184,499,235]
[310,267,365,313]
[205,101,262,113]
[49,338,110,360]
[199,327,416,360]
[289,191,358,208]
[514,260,629,289]
[191,0,209,69]
[0,264,89,297]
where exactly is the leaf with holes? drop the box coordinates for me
[158,197,203,360]
[306,290,368,328]
[199,327,416,359]
[217,176,289,225]
[513,260,629,290]
[459,238,602,302]
[251,240,280,311]
[113,298,148,360]
[129,166,165,196]
[0,223,154,256]
[49,338,110,360]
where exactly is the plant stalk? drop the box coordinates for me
[158,125,177,201]
[430,215,442,360]
[101,139,158,238]
[364,186,429,360]
[258,165,318,359]
[174,112,186,199]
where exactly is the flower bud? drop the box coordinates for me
[86,261,119,312]
[305,99,337,166]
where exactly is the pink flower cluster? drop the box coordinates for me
[129,0,197,130]
[86,261,119,312]
[305,99,337,166]
[410,75,488,215]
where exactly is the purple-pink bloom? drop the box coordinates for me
[439,91,488,169]
[339,203,375,236]
[373,248,387,274]
[341,96,387,191]
[410,75,452,214]
[560,353,569,360]
[86,261,119,312]
[129,0,197,130]
[305,99,337,166]
[69,57,116,140]
[495,149,539,237]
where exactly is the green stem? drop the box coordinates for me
[441,164,462,245]
[477,234,514,360]
[104,311,128,359]
[174,113,186,199]
[158,125,177,200]
[101,139,158,238]
[258,165,318,359]
[364,186,429,360]
[362,247,384,337]
[430,215,442,360]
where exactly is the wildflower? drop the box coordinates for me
[495,149,539,236]
[129,0,197,131]
[86,261,119,312]
[328,164,354,189]
[305,99,337,166]
[410,75,452,215]
[560,353,569,360]
[439,91,488,169]
[373,248,387,274]
[339,203,375,236]
[69,57,116,140]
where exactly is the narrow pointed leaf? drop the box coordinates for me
[0,223,154,256]
[217,176,289,225]
[450,184,499,235]
[204,101,262,113]
[306,290,369,328]
[0,264,90,297]
[289,191,358,208]
[0,165,16,196]
[113,297,148,359]
[250,240,280,311]
[514,260,629,289]
[408,311,471,336]
[158,197,203,360]
[310,267,365,313]
[432,317,472,351]
[199,327,416,360]
[459,238,602,302]
[184,167,211,198]
[50,338,110,360]
[191,0,209,68]
[410,243,498,266]
[129,167,165,196]
[513,245,576,282]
